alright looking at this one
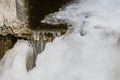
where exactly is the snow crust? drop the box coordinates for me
[1,0,120,80]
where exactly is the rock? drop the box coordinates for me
[0,34,17,59]
[0,34,28,60]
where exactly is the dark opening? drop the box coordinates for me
[25,0,72,30]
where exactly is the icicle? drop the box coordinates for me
[0,28,2,34]
[40,40,44,52]
[80,21,86,36]
[57,32,61,37]
[53,32,56,38]
[36,31,39,41]
[30,30,64,56]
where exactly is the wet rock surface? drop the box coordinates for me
[0,34,28,59]
[0,34,16,59]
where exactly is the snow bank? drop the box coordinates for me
[26,33,120,80]
[0,40,33,80]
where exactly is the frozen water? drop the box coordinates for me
[1,0,120,80]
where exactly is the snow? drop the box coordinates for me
[1,0,120,80]
[0,40,33,80]
[26,33,120,80]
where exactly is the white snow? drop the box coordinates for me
[1,0,120,80]
[0,40,33,80]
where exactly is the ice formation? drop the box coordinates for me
[1,0,120,80]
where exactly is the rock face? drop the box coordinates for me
[0,0,68,60]
[0,0,68,40]
[0,0,19,27]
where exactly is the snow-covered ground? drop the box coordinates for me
[1,0,120,80]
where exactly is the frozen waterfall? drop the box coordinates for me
[1,0,120,80]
